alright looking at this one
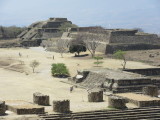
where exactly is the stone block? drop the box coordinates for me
[53,100,70,113]
[33,92,50,106]
[0,101,6,115]
[88,90,103,102]
[108,96,127,109]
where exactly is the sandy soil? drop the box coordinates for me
[0,47,155,119]
[108,49,160,66]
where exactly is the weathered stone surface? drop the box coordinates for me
[115,93,160,107]
[18,17,72,47]
[53,100,70,113]
[108,96,127,109]
[88,90,103,102]
[0,101,6,115]
[6,100,44,115]
[33,92,50,106]
[143,85,158,97]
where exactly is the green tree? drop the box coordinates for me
[94,56,103,67]
[51,63,70,77]
[113,50,127,69]
[59,22,78,32]
[30,60,40,73]
[69,44,86,56]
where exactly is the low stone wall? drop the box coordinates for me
[108,96,127,109]
[124,68,160,76]
[106,43,160,54]
[21,39,42,47]
[110,34,158,44]
[88,90,103,102]
[53,100,70,113]
[0,101,6,115]
[33,92,50,106]
[111,78,152,93]
[143,85,158,97]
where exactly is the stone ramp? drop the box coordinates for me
[39,107,160,120]
[78,72,106,89]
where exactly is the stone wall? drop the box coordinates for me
[96,42,107,53]
[110,78,152,93]
[142,85,158,97]
[20,39,42,47]
[106,43,160,54]
[110,34,159,44]
[124,68,160,76]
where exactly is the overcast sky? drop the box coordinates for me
[0,0,160,33]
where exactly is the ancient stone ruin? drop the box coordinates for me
[88,90,103,102]
[0,101,6,115]
[53,100,70,113]
[108,95,127,109]
[142,85,158,97]
[70,68,154,93]
[68,28,160,54]
[115,93,160,107]
[15,17,160,54]
[17,18,72,46]
[33,92,50,106]
[6,100,44,115]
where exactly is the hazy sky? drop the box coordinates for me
[0,0,160,33]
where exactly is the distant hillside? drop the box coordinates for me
[0,26,26,40]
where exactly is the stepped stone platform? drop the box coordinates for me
[72,68,152,93]
[6,100,44,115]
[39,107,160,120]
[115,93,160,107]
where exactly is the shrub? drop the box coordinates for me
[30,60,40,73]
[113,50,127,69]
[51,63,70,78]
[93,56,103,67]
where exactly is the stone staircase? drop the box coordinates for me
[79,72,106,89]
[39,107,160,120]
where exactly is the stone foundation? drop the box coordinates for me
[88,90,103,102]
[0,101,6,115]
[33,92,50,106]
[6,100,44,115]
[108,96,127,109]
[143,85,158,97]
[115,93,160,107]
[53,100,70,113]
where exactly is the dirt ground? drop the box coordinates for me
[108,49,160,66]
[0,47,155,119]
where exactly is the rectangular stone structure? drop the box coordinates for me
[6,100,44,115]
[115,93,160,107]
[33,92,50,106]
